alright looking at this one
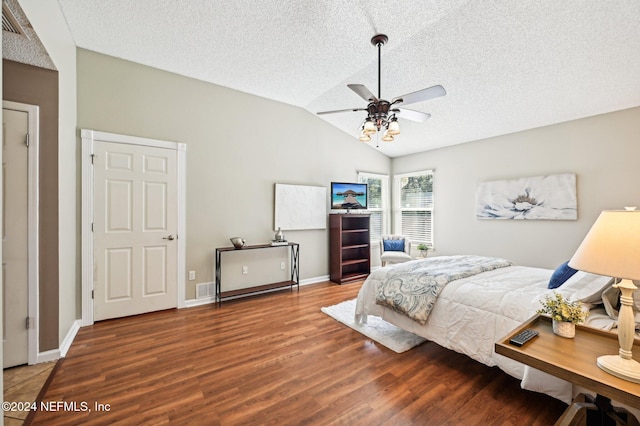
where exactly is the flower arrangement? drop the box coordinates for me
[537,291,588,324]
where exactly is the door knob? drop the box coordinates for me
[163,235,175,241]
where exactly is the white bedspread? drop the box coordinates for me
[354,257,614,404]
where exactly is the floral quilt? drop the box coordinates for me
[376,255,514,325]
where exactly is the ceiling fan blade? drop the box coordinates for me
[396,108,431,123]
[392,85,446,106]
[317,107,366,115]
[348,84,378,102]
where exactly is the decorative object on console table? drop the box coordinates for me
[230,237,246,249]
[417,243,430,259]
[569,209,640,383]
[329,214,370,284]
[271,227,287,246]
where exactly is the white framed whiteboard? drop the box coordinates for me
[274,183,327,230]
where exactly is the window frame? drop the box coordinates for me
[357,171,390,244]
[393,169,434,249]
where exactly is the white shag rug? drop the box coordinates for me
[321,299,427,353]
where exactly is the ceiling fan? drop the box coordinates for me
[317,34,446,143]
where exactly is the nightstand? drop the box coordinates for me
[496,315,640,425]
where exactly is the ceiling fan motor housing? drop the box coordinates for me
[367,100,392,129]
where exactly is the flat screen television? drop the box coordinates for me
[331,182,368,210]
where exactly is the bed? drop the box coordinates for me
[354,255,615,404]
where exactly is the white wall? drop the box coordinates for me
[18,0,78,345]
[392,107,640,269]
[76,49,390,299]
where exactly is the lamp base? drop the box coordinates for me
[597,354,640,383]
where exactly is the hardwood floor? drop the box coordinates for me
[29,282,566,425]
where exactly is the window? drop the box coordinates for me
[394,170,434,247]
[358,172,389,243]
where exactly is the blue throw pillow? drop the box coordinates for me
[548,261,578,289]
[383,239,405,252]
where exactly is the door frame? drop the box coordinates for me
[81,129,187,326]
[3,100,39,365]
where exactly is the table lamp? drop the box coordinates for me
[569,209,640,383]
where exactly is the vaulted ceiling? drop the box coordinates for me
[25,1,640,156]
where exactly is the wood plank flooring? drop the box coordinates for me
[29,282,566,425]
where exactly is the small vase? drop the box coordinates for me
[552,320,575,338]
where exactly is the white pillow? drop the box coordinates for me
[556,271,613,304]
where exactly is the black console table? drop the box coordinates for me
[215,242,299,306]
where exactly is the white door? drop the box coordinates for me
[93,141,178,321]
[3,108,29,368]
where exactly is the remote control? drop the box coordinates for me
[509,328,539,347]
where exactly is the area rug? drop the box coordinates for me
[321,299,427,353]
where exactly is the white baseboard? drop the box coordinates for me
[34,319,81,364]
[184,295,216,308]
[37,349,60,364]
[300,275,329,285]
[59,319,82,357]
[183,274,332,307]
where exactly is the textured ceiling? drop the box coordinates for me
[3,0,56,70]
[57,0,640,157]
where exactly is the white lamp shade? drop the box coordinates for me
[569,210,640,280]
[359,132,371,142]
[381,131,394,142]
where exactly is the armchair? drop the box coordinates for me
[380,235,412,266]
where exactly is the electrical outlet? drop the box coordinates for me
[242,266,248,275]
[280,261,286,270]
[188,270,196,280]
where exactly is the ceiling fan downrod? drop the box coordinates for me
[371,34,388,100]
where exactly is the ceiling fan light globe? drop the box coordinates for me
[381,131,394,142]
[363,119,376,134]
[387,120,400,135]
[359,132,371,142]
